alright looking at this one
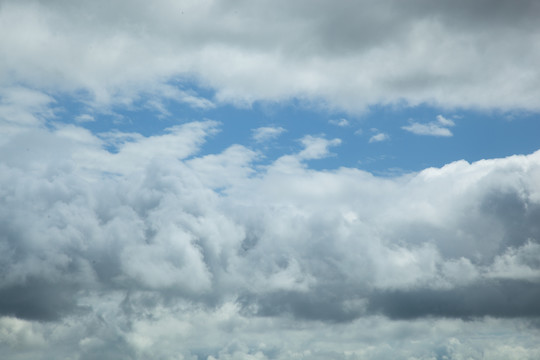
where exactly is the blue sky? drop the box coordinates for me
[1,1,540,359]
[61,87,540,174]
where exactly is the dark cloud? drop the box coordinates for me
[368,279,540,320]
[0,277,85,321]
[238,288,367,323]
[480,189,540,250]
[428,0,540,30]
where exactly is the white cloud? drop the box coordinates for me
[297,135,341,159]
[0,87,55,127]
[436,114,455,127]
[329,118,349,127]
[75,114,95,123]
[402,122,453,137]
[2,1,540,358]
[252,126,286,143]
[402,114,456,136]
[1,1,540,111]
[369,132,389,143]
[0,316,46,349]
[488,241,540,282]
[2,118,540,357]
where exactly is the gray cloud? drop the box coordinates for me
[0,278,85,321]
[368,279,540,320]
[2,1,540,356]
[2,1,540,111]
[1,117,539,337]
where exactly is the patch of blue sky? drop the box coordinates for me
[52,82,540,175]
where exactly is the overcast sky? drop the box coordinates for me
[1,1,540,359]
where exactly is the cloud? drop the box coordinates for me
[2,1,540,358]
[1,116,540,357]
[436,114,455,127]
[328,118,349,127]
[369,132,389,143]
[0,87,55,128]
[2,1,540,112]
[368,279,540,319]
[0,316,45,349]
[252,126,286,143]
[75,114,95,123]
[402,123,452,137]
[297,135,341,159]
[402,114,456,136]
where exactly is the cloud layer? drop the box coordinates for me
[1,102,540,357]
[2,1,540,359]
[2,0,540,111]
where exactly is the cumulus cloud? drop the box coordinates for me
[402,114,456,136]
[2,1,540,111]
[297,135,342,159]
[2,1,540,358]
[1,112,540,357]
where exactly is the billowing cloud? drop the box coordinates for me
[1,109,540,357]
[2,1,540,111]
[2,1,540,359]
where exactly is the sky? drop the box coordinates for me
[1,0,540,359]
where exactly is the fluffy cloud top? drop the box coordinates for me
[1,104,540,357]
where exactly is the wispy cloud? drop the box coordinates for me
[402,115,456,137]
[329,118,349,127]
[252,126,286,142]
[435,115,455,127]
[75,114,95,123]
